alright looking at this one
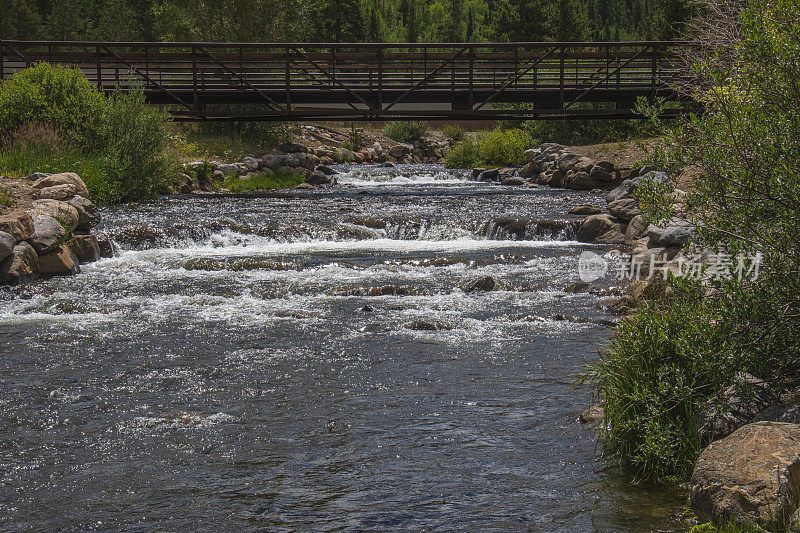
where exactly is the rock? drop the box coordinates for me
[67,235,101,263]
[478,169,499,182]
[691,422,800,531]
[501,177,525,186]
[624,215,649,244]
[278,142,308,153]
[96,235,114,258]
[0,211,34,241]
[404,320,453,331]
[524,148,541,161]
[569,171,602,190]
[647,219,694,247]
[590,166,614,182]
[0,231,14,262]
[315,165,336,175]
[565,281,590,293]
[519,161,540,180]
[580,405,605,424]
[294,182,315,190]
[26,172,49,181]
[0,242,39,284]
[388,143,412,159]
[31,199,80,233]
[340,148,354,162]
[607,197,641,222]
[557,152,582,171]
[241,156,260,171]
[700,373,779,442]
[28,214,66,254]
[38,244,80,276]
[606,171,670,203]
[306,170,333,185]
[262,154,283,169]
[32,172,89,198]
[66,196,100,232]
[757,403,800,425]
[217,163,240,175]
[462,275,497,292]
[37,184,84,201]
[596,161,615,173]
[577,214,627,244]
[569,205,603,216]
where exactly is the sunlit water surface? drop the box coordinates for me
[0,165,686,531]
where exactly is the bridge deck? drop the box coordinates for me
[0,41,695,121]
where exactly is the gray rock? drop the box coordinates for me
[596,161,615,173]
[262,154,283,169]
[647,219,694,247]
[241,156,260,171]
[607,197,641,222]
[306,170,333,185]
[501,177,525,186]
[463,275,497,292]
[606,171,670,203]
[97,235,114,258]
[557,153,582,171]
[624,215,649,244]
[31,199,80,233]
[32,172,89,198]
[590,166,614,182]
[28,214,66,254]
[37,184,81,201]
[478,169,499,182]
[569,205,603,216]
[388,143,413,159]
[519,161,540,180]
[217,163,240,175]
[569,171,602,190]
[700,373,779,442]
[68,196,101,232]
[25,172,49,181]
[691,422,800,531]
[0,231,14,262]
[67,234,101,264]
[315,165,336,175]
[0,242,39,285]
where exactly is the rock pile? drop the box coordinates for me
[0,172,107,285]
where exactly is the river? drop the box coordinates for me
[0,164,685,531]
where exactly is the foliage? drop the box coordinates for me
[221,170,304,192]
[444,137,479,168]
[0,186,13,207]
[586,0,800,483]
[442,124,465,142]
[343,124,364,152]
[0,64,178,205]
[0,63,104,147]
[382,121,428,143]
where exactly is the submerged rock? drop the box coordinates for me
[462,275,497,292]
[403,320,453,331]
[579,405,605,425]
[691,422,800,531]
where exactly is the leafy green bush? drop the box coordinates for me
[0,64,178,205]
[442,124,465,142]
[444,137,479,168]
[221,169,304,192]
[383,121,428,143]
[0,62,104,146]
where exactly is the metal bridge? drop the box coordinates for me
[0,40,695,121]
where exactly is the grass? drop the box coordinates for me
[221,170,304,192]
[444,128,532,169]
[383,121,428,143]
[0,186,13,208]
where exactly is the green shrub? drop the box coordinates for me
[442,124,465,142]
[383,121,428,143]
[221,169,304,192]
[0,62,104,146]
[478,128,531,167]
[444,137,479,168]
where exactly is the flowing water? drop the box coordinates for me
[0,165,686,531]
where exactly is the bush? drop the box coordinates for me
[0,62,104,147]
[383,121,428,143]
[444,137,479,168]
[442,124,465,142]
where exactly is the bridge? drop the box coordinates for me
[0,40,695,121]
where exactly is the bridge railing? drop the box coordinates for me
[0,41,694,120]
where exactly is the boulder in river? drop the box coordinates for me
[607,197,641,222]
[404,320,453,331]
[691,422,800,531]
[31,199,80,234]
[462,275,497,293]
[569,205,603,216]
[68,196,101,232]
[306,170,333,185]
[0,242,39,284]
[38,244,80,276]
[577,214,627,244]
[28,214,66,254]
[478,169,499,182]
[67,235,101,264]
[0,210,35,241]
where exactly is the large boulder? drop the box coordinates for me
[0,211,35,241]
[0,231,15,262]
[388,143,412,159]
[0,242,39,284]
[38,244,80,276]
[568,171,603,190]
[700,373,779,442]
[31,199,80,233]
[691,422,800,531]
[278,142,308,154]
[306,170,333,185]
[577,214,627,244]
[647,219,694,247]
[589,166,614,182]
[607,197,641,222]
[32,172,89,199]
[478,169,499,182]
[28,214,66,254]
[68,196,101,232]
[624,215,649,244]
[67,235,101,264]
[606,171,670,203]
